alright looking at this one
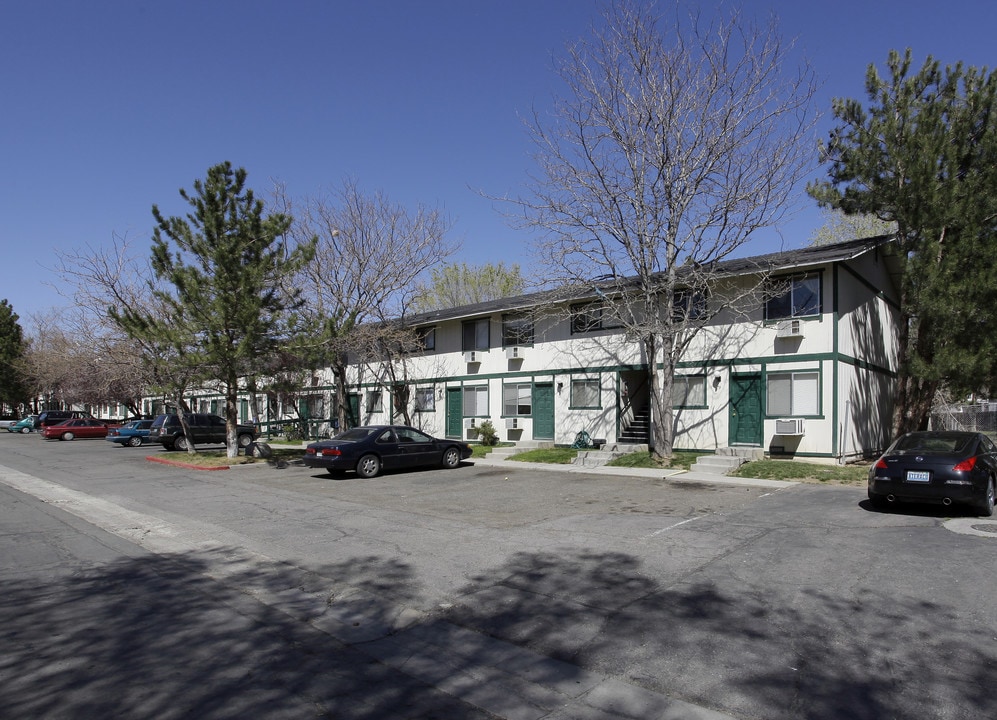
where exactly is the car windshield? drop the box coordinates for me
[334,427,379,442]
[892,433,976,455]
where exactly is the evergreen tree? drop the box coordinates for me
[809,50,997,431]
[0,300,29,413]
[113,162,316,456]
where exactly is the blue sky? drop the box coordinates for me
[3,0,996,326]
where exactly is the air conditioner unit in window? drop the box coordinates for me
[775,418,805,435]
[776,319,803,338]
[505,346,526,359]
[463,418,477,429]
[505,418,520,429]
[463,351,481,363]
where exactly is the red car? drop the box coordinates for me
[41,418,115,441]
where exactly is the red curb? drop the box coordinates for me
[145,456,230,471]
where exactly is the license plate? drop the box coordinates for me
[905,470,931,483]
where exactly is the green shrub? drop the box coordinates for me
[476,420,499,446]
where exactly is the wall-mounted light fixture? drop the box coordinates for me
[712,375,722,391]
[557,382,564,393]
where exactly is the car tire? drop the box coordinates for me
[20,427,31,434]
[237,433,253,448]
[61,432,74,441]
[127,436,143,447]
[356,454,381,479]
[441,446,461,469]
[978,478,995,518]
[174,436,190,452]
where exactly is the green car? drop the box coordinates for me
[8,415,39,433]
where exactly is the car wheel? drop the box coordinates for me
[20,427,31,434]
[174,436,190,452]
[237,433,253,448]
[61,432,74,441]
[441,446,461,469]
[127,436,143,447]
[978,478,995,517]
[356,454,381,478]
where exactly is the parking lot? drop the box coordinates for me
[2,431,996,719]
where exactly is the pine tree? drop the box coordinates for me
[809,50,997,431]
[114,162,316,456]
[0,300,29,413]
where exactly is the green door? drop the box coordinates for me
[446,388,463,437]
[729,375,763,445]
[532,383,555,440]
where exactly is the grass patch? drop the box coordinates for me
[605,450,709,471]
[733,459,869,485]
[157,448,303,467]
[508,447,579,464]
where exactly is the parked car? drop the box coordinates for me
[41,418,115,441]
[0,419,15,429]
[148,413,258,451]
[303,425,473,478]
[34,410,95,429]
[868,430,997,516]
[7,415,38,433]
[106,419,154,447]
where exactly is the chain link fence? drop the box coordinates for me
[931,403,997,435]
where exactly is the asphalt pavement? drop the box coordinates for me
[1,434,996,720]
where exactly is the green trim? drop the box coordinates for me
[839,261,901,311]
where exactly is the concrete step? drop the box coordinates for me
[689,454,746,475]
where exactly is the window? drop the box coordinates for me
[463,385,488,416]
[570,378,601,408]
[502,313,534,346]
[503,383,532,416]
[672,289,707,321]
[672,376,707,407]
[766,274,821,320]
[366,390,383,414]
[414,387,435,412]
[417,326,436,351]
[462,318,490,351]
[570,301,622,334]
[766,371,819,416]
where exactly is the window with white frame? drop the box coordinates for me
[570,378,601,408]
[503,382,532,416]
[672,288,707,322]
[672,376,707,407]
[766,274,821,320]
[463,385,488,417]
[366,390,383,414]
[766,371,819,416]
[414,387,435,412]
[462,318,490,351]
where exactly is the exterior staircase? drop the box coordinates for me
[618,405,651,444]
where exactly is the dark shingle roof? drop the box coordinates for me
[403,234,896,326]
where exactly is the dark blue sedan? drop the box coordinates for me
[304,425,473,478]
[868,431,997,516]
[106,419,154,447]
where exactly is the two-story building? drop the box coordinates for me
[348,235,901,461]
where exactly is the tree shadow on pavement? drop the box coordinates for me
[0,550,492,720]
[441,548,997,720]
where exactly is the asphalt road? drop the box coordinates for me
[1,431,995,719]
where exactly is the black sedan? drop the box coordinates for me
[868,431,996,516]
[303,425,473,478]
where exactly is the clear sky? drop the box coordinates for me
[3,0,996,327]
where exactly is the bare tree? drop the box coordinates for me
[284,179,458,430]
[510,1,818,460]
